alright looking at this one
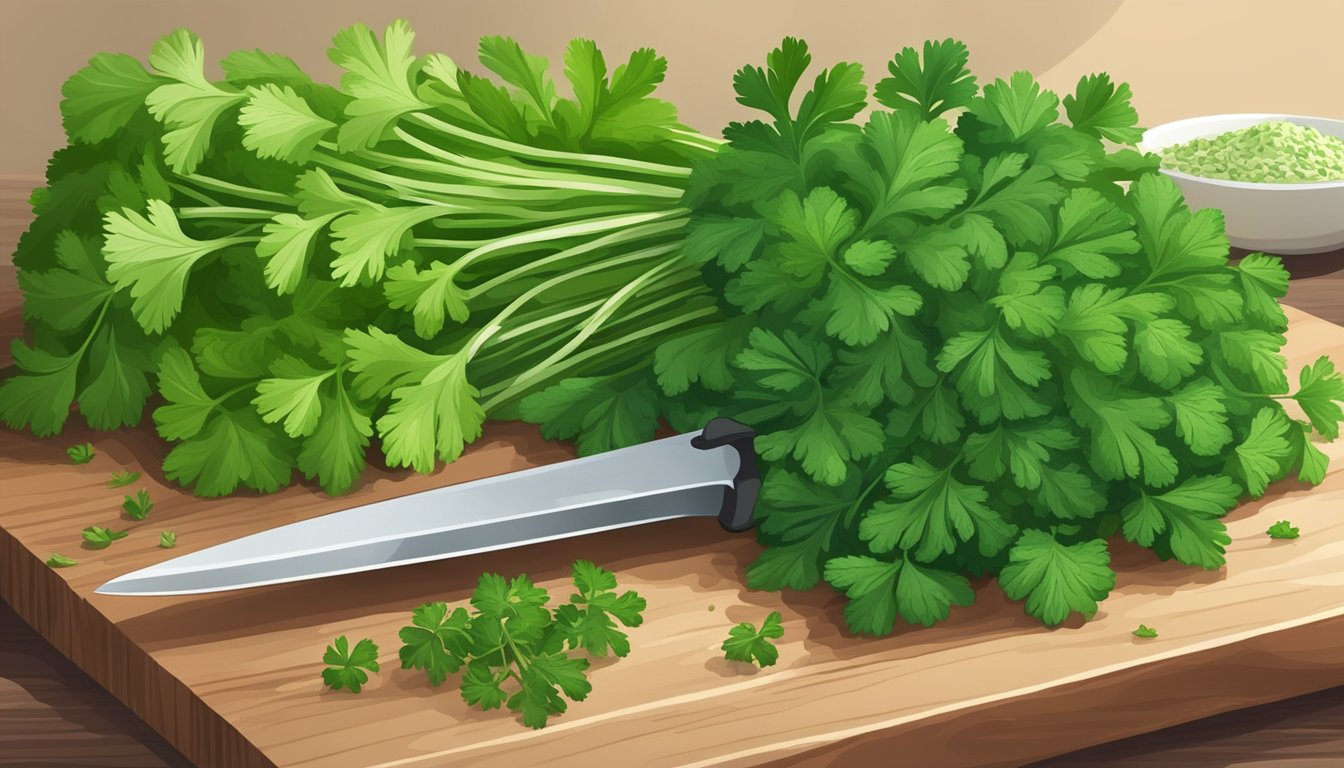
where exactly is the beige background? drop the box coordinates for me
[0,0,1341,176]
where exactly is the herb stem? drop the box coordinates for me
[183,174,293,206]
[406,113,694,179]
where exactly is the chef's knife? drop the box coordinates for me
[96,419,759,596]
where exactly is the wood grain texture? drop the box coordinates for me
[0,600,190,768]
[0,177,36,267]
[1036,683,1344,768]
[5,172,1344,768]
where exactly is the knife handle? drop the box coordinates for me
[691,418,760,533]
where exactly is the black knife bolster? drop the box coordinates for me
[690,418,759,533]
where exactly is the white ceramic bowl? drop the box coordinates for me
[1137,114,1344,255]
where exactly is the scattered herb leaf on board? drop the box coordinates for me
[159,530,177,548]
[553,560,647,657]
[1267,520,1300,539]
[1133,624,1159,638]
[121,489,153,520]
[46,553,78,568]
[722,611,784,668]
[66,443,95,464]
[107,471,141,488]
[321,636,380,693]
[82,525,129,549]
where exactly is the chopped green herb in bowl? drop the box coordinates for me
[1139,114,1344,254]
[1160,120,1344,184]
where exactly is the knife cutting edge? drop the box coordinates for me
[95,418,760,596]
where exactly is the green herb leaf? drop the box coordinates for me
[67,443,96,464]
[1233,407,1294,498]
[861,457,1016,561]
[121,489,154,520]
[220,49,313,87]
[873,38,977,121]
[162,407,295,497]
[980,71,1059,141]
[329,20,428,150]
[999,530,1116,626]
[1121,475,1238,569]
[144,29,247,174]
[722,611,785,668]
[238,84,335,163]
[1063,73,1141,145]
[103,201,248,334]
[824,555,973,634]
[321,636,380,693]
[1267,520,1300,540]
[82,525,129,549]
[159,530,177,548]
[520,374,660,458]
[554,560,647,657]
[1293,356,1344,440]
[108,471,142,488]
[17,232,114,331]
[1132,624,1159,638]
[60,53,163,143]
[398,602,472,686]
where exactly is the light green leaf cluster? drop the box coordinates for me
[5,21,718,497]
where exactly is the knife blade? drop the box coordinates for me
[96,418,759,596]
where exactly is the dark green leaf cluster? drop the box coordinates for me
[3,21,717,497]
[397,560,645,728]
[662,38,1344,632]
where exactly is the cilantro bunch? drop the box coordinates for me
[648,38,1344,632]
[2,21,719,496]
[397,561,645,728]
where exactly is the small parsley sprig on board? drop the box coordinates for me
[66,443,95,464]
[107,471,141,488]
[722,611,785,668]
[322,636,380,693]
[1267,520,1300,539]
[397,560,645,728]
[121,489,153,520]
[82,525,129,549]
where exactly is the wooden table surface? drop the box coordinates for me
[2,178,1344,766]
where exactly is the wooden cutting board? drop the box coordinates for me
[4,282,1344,768]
